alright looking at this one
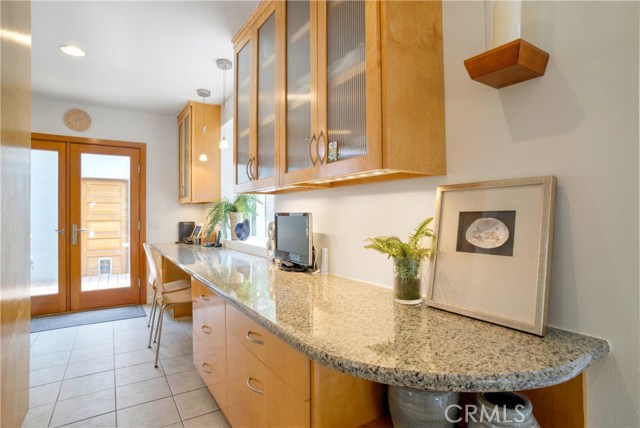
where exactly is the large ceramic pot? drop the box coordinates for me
[393,257,422,305]
[467,392,539,428]
[388,386,460,428]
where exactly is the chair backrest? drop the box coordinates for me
[143,242,161,290]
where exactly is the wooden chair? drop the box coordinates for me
[143,243,192,367]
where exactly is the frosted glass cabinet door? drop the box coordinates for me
[235,39,252,187]
[324,0,367,162]
[285,0,314,175]
[256,11,277,183]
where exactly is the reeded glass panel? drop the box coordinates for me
[236,42,252,185]
[257,13,276,180]
[80,154,131,291]
[286,0,312,173]
[184,115,191,196]
[178,120,185,197]
[326,0,367,162]
[31,150,59,296]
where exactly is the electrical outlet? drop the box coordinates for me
[149,218,160,230]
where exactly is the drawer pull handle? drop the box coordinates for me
[245,331,264,345]
[201,325,212,334]
[245,377,264,395]
[201,362,213,374]
[199,294,210,301]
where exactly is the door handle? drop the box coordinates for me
[317,130,326,165]
[308,134,317,166]
[54,229,65,235]
[71,224,89,245]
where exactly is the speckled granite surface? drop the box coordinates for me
[153,243,609,392]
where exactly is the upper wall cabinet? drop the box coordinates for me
[233,2,280,193]
[178,101,221,203]
[233,0,445,193]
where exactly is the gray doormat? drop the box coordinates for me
[31,305,147,332]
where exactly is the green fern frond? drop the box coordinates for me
[364,217,435,261]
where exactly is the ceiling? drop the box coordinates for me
[31,1,259,116]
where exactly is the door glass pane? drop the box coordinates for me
[30,150,59,296]
[286,0,312,173]
[326,0,367,162]
[236,41,251,185]
[80,154,131,291]
[257,13,276,180]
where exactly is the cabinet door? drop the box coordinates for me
[235,36,253,191]
[178,107,192,202]
[316,0,382,179]
[280,0,320,185]
[251,5,279,190]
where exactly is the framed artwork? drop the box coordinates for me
[426,176,557,336]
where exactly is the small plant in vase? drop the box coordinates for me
[205,194,261,240]
[364,217,435,305]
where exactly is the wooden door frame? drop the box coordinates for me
[31,133,147,309]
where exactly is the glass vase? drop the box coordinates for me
[393,257,422,305]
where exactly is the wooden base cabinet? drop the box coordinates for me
[192,279,385,427]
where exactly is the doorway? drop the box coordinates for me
[30,134,146,316]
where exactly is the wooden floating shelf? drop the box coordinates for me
[464,38,550,89]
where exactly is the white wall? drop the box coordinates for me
[276,2,639,426]
[31,97,205,245]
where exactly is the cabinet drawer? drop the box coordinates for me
[192,279,227,370]
[193,335,227,409]
[226,303,310,400]
[227,332,309,428]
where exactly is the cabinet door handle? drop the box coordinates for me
[201,362,213,374]
[245,377,264,395]
[199,294,210,301]
[201,325,212,334]
[245,330,264,345]
[317,130,326,165]
[251,157,258,181]
[245,158,252,181]
[308,134,318,166]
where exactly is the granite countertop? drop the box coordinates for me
[153,243,609,392]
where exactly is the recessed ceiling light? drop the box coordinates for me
[59,45,85,57]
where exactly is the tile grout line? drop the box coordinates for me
[47,326,79,428]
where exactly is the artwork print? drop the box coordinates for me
[456,210,516,257]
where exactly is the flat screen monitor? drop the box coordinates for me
[274,213,313,270]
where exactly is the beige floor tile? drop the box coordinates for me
[160,354,195,375]
[30,336,75,356]
[69,343,114,363]
[116,376,172,410]
[30,350,71,371]
[77,322,113,335]
[115,347,157,369]
[162,422,184,428]
[114,337,151,355]
[116,397,181,428]
[166,369,205,395]
[182,411,230,428]
[73,332,114,349]
[59,370,115,401]
[29,382,61,408]
[64,355,114,379]
[115,362,164,387]
[22,403,54,428]
[158,331,192,346]
[159,341,193,359]
[113,317,148,331]
[37,326,78,340]
[30,333,39,347]
[114,326,151,343]
[50,389,115,427]
[61,411,116,428]
[30,364,67,387]
[173,387,219,421]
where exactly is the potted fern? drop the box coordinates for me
[364,217,435,305]
[205,194,261,240]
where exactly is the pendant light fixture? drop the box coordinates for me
[216,58,232,150]
[197,88,210,161]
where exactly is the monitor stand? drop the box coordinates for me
[278,260,308,272]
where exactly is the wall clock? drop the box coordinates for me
[63,108,91,132]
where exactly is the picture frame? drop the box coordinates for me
[426,176,557,336]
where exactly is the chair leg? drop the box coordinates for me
[147,290,158,327]
[148,296,160,349]
[154,304,168,368]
